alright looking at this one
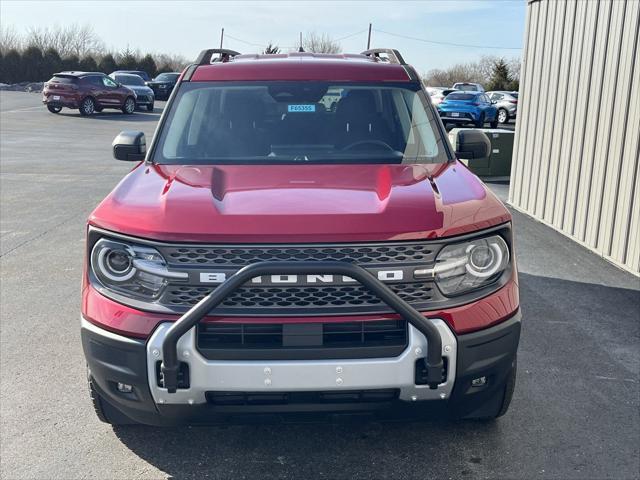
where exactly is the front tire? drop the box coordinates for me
[474,113,485,128]
[497,108,509,124]
[122,97,136,114]
[146,102,154,112]
[47,105,62,114]
[490,118,499,129]
[79,97,96,116]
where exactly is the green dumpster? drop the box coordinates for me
[449,128,515,177]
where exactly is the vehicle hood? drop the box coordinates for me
[147,81,174,86]
[89,162,510,243]
[126,85,154,95]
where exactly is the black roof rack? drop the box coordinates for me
[195,49,242,65]
[361,49,406,65]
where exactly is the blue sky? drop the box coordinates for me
[1,0,526,73]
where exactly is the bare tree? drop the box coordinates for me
[25,24,104,58]
[302,32,341,54]
[0,25,23,54]
[153,52,189,72]
[507,57,521,81]
[67,24,104,58]
[264,43,280,55]
[423,56,521,89]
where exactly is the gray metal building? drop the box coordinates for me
[509,0,640,275]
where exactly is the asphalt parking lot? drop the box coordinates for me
[1,91,638,480]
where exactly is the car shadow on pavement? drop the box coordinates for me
[111,272,639,480]
[112,417,503,480]
[56,111,161,122]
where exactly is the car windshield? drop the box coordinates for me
[446,93,475,101]
[155,73,179,82]
[154,81,449,165]
[116,74,145,86]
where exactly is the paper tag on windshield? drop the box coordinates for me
[288,104,316,113]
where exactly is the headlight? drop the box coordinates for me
[90,238,180,300]
[430,235,510,296]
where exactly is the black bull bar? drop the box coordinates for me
[161,261,445,392]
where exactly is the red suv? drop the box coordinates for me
[82,49,521,426]
[42,72,137,116]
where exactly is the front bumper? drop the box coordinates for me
[151,87,172,99]
[82,309,520,425]
[134,95,154,106]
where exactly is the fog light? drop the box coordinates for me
[471,376,487,387]
[117,382,133,393]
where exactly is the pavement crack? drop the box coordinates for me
[0,213,83,258]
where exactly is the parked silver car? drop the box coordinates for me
[487,91,518,124]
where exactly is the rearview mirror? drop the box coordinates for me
[448,128,491,161]
[112,131,146,161]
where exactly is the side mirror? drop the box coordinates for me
[491,100,497,104]
[112,131,146,161]
[449,128,491,161]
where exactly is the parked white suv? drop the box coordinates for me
[452,82,485,92]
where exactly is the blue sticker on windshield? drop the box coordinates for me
[288,104,316,113]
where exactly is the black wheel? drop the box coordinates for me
[146,102,154,112]
[474,113,485,128]
[88,375,138,425]
[47,105,62,114]
[122,97,136,114]
[497,108,509,124]
[79,97,96,116]
[490,119,499,129]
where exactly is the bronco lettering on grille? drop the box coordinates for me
[199,270,404,285]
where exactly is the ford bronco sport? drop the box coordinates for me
[82,49,520,425]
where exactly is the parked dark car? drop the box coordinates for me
[438,92,498,128]
[109,73,155,111]
[487,91,518,124]
[146,72,181,100]
[42,72,136,116]
[110,70,151,82]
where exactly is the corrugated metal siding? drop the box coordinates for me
[510,0,640,275]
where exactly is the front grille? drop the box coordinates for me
[163,282,434,310]
[196,319,408,360]
[153,241,448,316]
[159,243,436,266]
